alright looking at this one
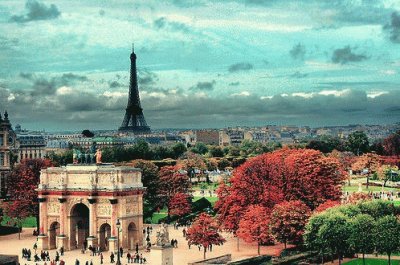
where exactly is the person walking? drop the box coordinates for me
[75,259,80,265]
[100,253,103,264]
[110,252,115,263]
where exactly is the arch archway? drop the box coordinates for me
[128,222,138,250]
[49,221,60,249]
[99,223,111,251]
[69,203,89,250]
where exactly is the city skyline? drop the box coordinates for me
[1,0,400,131]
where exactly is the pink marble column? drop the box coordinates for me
[58,198,67,235]
[38,197,48,235]
[109,199,118,236]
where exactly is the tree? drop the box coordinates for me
[177,152,207,181]
[348,214,375,265]
[351,153,382,189]
[374,215,400,265]
[314,200,341,213]
[130,160,159,216]
[317,213,350,265]
[215,149,345,235]
[172,142,187,159]
[270,200,311,249]
[383,130,400,156]
[6,158,53,232]
[377,164,399,187]
[347,131,369,156]
[208,146,224,158]
[168,192,192,218]
[81,129,94,137]
[5,200,29,239]
[237,205,273,255]
[304,212,332,263]
[191,142,208,155]
[158,165,191,214]
[186,213,225,259]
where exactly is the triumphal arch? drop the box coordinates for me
[36,164,145,252]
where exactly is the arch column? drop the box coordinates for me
[108,198,118,252]
[57,198,67,249]
[87,198,98,247]
[37,197,49,250]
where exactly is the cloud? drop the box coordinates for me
[290,43,306,61]
[229,82,240,86]
[109,81,124,88]
[99,9,105,16]
[228,62,253,72]
[10,0,61,23]
[153,17,191,33]
[190,80,216,91]
[331,46,367,64]
[290,71,308,78]
[383,12,400,44]
[138,70,159,87]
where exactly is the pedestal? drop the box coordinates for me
[108,237,117,253]
[87,236,98,249]
[37,235,49,250]
[56,235,67,250]
[151,245,173,265]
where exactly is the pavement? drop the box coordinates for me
[0,226,286,265]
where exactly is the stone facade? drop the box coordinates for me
[37,164,145,252]
[0,111,16,198]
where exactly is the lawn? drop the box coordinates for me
[344,258,400,265]
[192,196,218,206]
[0,215,37,228]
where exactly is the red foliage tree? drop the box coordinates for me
[383,131,400,156]
[270,200,311,249]
[216,149,345,233]
[186,213,225,259]
[168,192,192,218]
[237,205,273,255]
[6,158,53,232]
[159,165,191,214]
[314,200,341,213]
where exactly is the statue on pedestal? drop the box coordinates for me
[156,223,169,247]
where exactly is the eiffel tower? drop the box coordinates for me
[119,45,151,134]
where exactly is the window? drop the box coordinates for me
[0,135,3,146]
[0,153,4,166]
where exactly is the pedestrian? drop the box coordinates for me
[136,243,139,253]
[110,252,115,263]
[182,228,186,237]
[90,260,93,265]
[127,253,131,263]
[85,261,88,265]
[119,246,123,257]
[75,259,80,265]
[100,253,103,264]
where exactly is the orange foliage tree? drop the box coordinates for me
[6,158,53,232]
[270,200,311,249]
[186,213,225,259]
[168,192,192,218]
[237,205,273,255]
[216,149,345,242]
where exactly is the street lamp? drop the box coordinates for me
[116,219,121,265]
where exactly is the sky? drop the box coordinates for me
[0,0,400,131]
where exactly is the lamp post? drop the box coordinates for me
[116,219,121,265]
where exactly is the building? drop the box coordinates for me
[0,111,16,198]
[36,164,145,252]
[219,129,244,146]
[195,130,219,145]
[16,134,47,162]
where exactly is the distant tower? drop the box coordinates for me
[119,44,151,134]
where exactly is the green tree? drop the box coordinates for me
[172,142,187,159]
[130,160,159,217]
[347,131,369,156]
[374,215,400,265]
[317,213,350,265]
[209,146,224,157]
[348,214,375,265]
[191,142,208,155]
[304,213,332,263]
